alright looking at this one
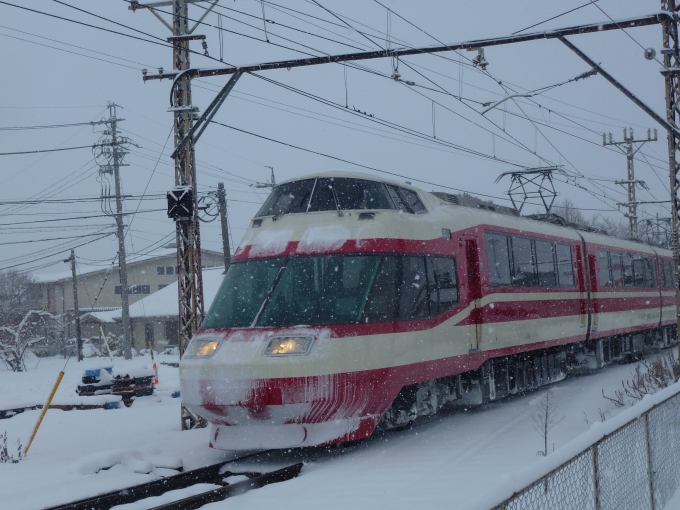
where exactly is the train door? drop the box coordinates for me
[465,238,482,352]
[575,234,592,340]
[588,251,599,335]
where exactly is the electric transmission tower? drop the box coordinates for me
[94,102,138,360]
[603,128,657,238]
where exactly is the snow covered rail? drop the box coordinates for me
[44,456,302,510]
[478,382,680,510]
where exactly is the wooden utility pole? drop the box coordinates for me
[66,249,82,362]
[217,182,231,272]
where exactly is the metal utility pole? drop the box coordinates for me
[66,250,82,362]
[603,128,657,238]
[129,0,220,430]
[216,182,231,271]
[661,0,680,339]
[95,102,135,359]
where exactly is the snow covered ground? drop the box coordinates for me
[1,351,679,509]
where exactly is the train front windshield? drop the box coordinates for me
[202,255,383,329]
[202,254,458,329]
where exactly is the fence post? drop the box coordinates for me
[593,445,601,510]
[645,413,656,510]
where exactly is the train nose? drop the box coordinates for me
[179,330,390,449]
[180,373,382,449]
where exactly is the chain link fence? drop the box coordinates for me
[492,391,680,510]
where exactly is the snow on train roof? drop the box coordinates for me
[254,171,672,257]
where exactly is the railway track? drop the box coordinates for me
[46,453,303,510]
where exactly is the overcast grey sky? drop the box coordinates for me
[0,0,671,278]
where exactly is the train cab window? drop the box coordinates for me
[400,189,427,213]
[399,256,429,319]
[426,257,458,315]
[202,258,285,329]
[622,253,633,286]
[486,233,512,287]
[307,178,338,212]
[535,240,556,287]
[511,236,536,287]
[334,178,392,210]
[363,256,400,322]
[597,250,612,288]
[256,179,315,217]
[555,243,574,287]
[386,185,409,212]
[257,255,382,327]
[609,252,624,287]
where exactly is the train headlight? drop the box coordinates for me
[264,336,313,356]
[185,338,222,358]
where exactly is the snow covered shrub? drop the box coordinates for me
[161,346,179,356]
[81,339,101,358]
[0,310,56,372]
[603,352,680,407]
[0,432,22,464]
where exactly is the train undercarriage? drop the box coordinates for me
[377,325,679,430]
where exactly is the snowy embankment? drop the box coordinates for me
[0,354,234,509]
[2,352,680,510]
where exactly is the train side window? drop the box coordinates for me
[622,253,633,286]
[610,252,624,287]
[426,257,458,315]
[399,256,429,319]
[511,236,536,287]
[362,256,399,323]
[642,258,656,287]
[534,240,556,287]
[597,249,612,288]
[664,260,675,288]
[400,189,427,214]
[632,255,645,287]
[485,233,512,287]
[555,243,574,287]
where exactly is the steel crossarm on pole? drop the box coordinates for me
[557,35,680,138]
[142,13,669,81]
[170,70,242,159]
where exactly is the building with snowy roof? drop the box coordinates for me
[33,242,224,317]
[80,267,225,352]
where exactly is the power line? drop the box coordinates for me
[0,143,113,156]
[0,120,104,131]
[511,1,599,35]
[0,23,154,68]
[0,233,115,271]
[0,231,115,246]
[0,32,142,71]
[0,209,164,227]
[211,120,514,203]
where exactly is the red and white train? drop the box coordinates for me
[179,172,677,450]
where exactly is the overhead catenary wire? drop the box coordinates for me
[212,120,519,203]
